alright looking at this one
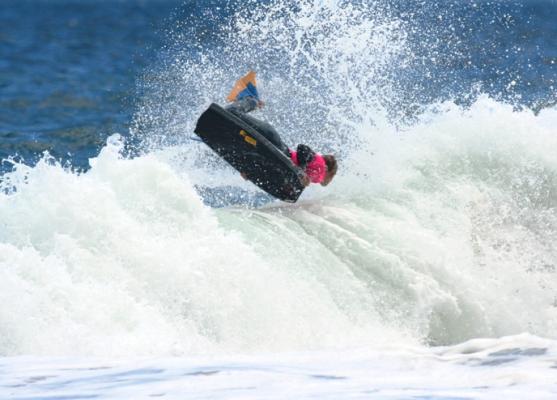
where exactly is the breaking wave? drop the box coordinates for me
[1,0,556,356]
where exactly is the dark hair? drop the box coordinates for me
[322,155,337,185]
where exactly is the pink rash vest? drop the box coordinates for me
[289,150,327,184]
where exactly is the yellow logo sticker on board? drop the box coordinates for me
[240,129,257,146]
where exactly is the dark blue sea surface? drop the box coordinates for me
[391,0,557,109]
[1,0,556,172]
[1,0,178,169]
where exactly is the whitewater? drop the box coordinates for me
[2,97,556,398]
[1,0,557,398]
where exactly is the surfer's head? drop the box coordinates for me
[321,155,337,186]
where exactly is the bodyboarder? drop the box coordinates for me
[224,71,337,187]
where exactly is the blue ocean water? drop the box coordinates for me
[1,0,176,169]
[1,0,556,172]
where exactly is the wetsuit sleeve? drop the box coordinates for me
[296,144,316,168]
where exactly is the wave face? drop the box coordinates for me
[1,99,556,356]
[1,0,556,356]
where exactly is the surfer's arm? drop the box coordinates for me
[300,173,310,187]
[296,144,316,168]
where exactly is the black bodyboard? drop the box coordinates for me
[194,103,305,202]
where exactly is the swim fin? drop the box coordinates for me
[226,71,260,103]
